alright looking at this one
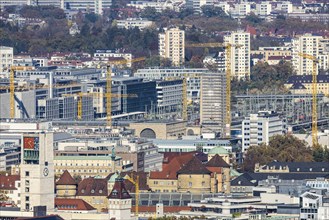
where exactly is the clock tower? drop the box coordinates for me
[20,132,55,212]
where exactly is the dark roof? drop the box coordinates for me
[286,75,329,84]
[177,156,211,175]
[76,177,108,196]
[231,174,257,186]
[206,154,230,168]
[231,172,329,186]
[264,161,329,173]
[55,198,95,211]
[56,170,76,185]
[108,178,132,199]
[290,82,306,90]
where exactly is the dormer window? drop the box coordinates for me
[91,189,95,193]
[297,168,300,171]
[81,189,85,193]
[99,190,103,193]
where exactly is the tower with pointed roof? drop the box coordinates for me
[56,170,77,197]
[108,177,132,220]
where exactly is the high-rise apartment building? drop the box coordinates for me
[200,72,226,135]
[0,0,31,8]
[0,46,13,77]
[159,28,185,67]
[292,34,329,75]
[241,111,286,152]
[62,0,112,15]
[224,31,250,80]
[20,132,55,211]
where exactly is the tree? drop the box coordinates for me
[201,5,227,18]
[140,7,160,21]
[242,135,314,172]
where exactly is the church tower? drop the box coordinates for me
[108,177,132,220]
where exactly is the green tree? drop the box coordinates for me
[140,7,160,21]
[201,5,227,18]
[242,135,313,172]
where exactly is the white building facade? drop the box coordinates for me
[242,111,286,151]
[224,31,251,80]
[0,46,13,77]
[159,28,185,67]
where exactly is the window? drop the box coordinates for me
[25,196,29,201]
[25,171,29,177]
[189,182,192,187]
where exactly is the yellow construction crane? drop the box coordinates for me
[6,66,34,119]
[124,174,139,217]
[298,52,319,147]
[74,92,137,120]
[105,57,145,128]
[185,43,242,138]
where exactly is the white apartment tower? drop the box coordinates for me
[0,46,13,77]
[200,72,226,135]
[242,111,286,151]
[292,34,329,75]
[186,0,214,13]
[224,31,251,80]
[159,28,185,67]
[20,132,55,212]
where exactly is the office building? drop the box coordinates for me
[112,77,157,114]
[200,72,226,135]
[224,31,251,80]
[20,132,55,211]
[0,46,13,77]
[159,28,185,67]
[156,79,183,116]
[62,0,112,14]
[292,34,329,75]
[134,67,208,100]
[94,50,132,67]
[242,111,286,151]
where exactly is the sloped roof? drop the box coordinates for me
[108,178,132,199]
[290,82,306,90]
[264,161,329,173]
[56,170,76,185]
[107,171,150,192]
[231,173,257,187]
[206,154,230,168]
[177,156,211,175]
[0,174,20,190]
[55,198,95,211]
[76,178,108,196]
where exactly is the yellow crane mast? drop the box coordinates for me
[124,174,139,218]
[298,53,319,147]
[185,43,242,138]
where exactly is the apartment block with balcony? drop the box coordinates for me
[242,111,286,151]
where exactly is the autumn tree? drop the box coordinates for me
[242,134,314,172]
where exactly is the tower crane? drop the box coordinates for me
[124,174,139,218]
[104,57,145,128]
[185,43,242,138]
[298,52,319,147]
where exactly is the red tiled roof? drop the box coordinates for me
[150,154,194,180]
[77,177,108,196]
[177,156,211,175]
[108,178,132,199]
[56,170,76,185]
[132,206,191,213]
[0,174,20,190]
[55,198,95,211]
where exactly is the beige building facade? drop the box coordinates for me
[159,27,185,66]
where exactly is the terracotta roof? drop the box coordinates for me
[150,154,193,180]
[76,177,108,196]
[0,174,20,190]
[108,178,132,199]
[16,215,64,220]
[55,198,95,211]
[56,170,76,185]
[206,154,230,168]
[177,156,211,175]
